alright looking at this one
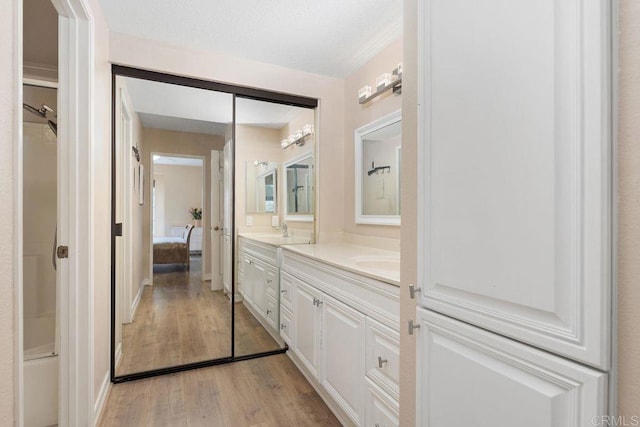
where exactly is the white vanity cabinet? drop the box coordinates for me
[282,249,400,427]
[237,237,281,341]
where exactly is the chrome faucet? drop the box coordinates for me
[282,222,289,237]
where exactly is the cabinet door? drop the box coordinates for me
[418,0,611,368]
[293,280,321,378]
[240,255,254,305]
[365,378,399,427]
[416,307,607,427]
[252,260,266,312]
[320,294,366,426]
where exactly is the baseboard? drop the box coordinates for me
[93,371,111,426]
[114,342,122,370]
[130,280,145,320]
[142,278,150,286]
[286,350,356,427]
[202,273,212,281]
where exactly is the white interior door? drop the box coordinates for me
[210,150,222,290]
[417,0,612,369]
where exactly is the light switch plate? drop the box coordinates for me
[246,216,253,226]
[271,216,279,227]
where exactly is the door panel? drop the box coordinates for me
[416,308,607,427]
[293,281,320,378]
[320,294,366,425]
[418,0,612,368]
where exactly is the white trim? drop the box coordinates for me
[354,109,401,226]
[202,273,212,281]
[283,151,315,222]
[130,280,145,321]
[114,342,122,370]
[92,371,111,426]
[148,151,207,285]
[49,0,95,425]
[23,78,58,89]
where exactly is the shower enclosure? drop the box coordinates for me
[23,83,59,427]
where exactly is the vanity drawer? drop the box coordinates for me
[280,272,294,312]
[264,294,278,330]
[279,306,293,346]
[365,378,399,427]
[264,264,279,296]
[365,318,399,401]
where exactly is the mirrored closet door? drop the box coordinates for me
[111,66,318,381]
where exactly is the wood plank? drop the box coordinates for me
[100,355,341,427]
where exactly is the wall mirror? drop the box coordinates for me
[355,110,401,225]
[111,66,318,382]
[245,161,277,213]
[111,72,233,378]
[284,154,314,222]
[234,97,316,358]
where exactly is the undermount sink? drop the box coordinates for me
[353,257,400,271]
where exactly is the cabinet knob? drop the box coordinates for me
[280,323,287,330]
[377,356,388,368]
[281,289,288,294]
[266,309,272,315]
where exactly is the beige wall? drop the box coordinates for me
[154,163,204,237]
[109,33,345,240]
[236,125,282,231]
[400,0,417,424]
[1,0,17,422]
[141,127,224,279]
[617,0,640,417]
[344,37,402,240]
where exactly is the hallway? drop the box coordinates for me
[99,354,340,426]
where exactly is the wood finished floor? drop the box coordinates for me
[118,256,280,376]
[100,354,342,427]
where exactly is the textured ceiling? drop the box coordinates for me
[99,0,402,77]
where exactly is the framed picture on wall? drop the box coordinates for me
[138,164,144,205]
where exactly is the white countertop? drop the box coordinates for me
[281,242,400,286]
[238,233,313,246]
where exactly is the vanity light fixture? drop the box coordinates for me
[359,62,403,105]
[281,124,314,149]
[254,160,269,167]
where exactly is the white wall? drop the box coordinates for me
[154,163,203,237]
[89,0,114,417]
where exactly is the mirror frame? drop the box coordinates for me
[246,162,278,214]
[110,65,318,383]
[354,109,402,226]
[283,152,314,222]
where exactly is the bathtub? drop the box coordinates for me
[23,316,58,427]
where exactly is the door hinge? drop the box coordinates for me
[115,222,123,236]
[409,284,422,299]
[408,319,421,335]
[56,245,69,259]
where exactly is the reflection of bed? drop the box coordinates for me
[153,225,194,269]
